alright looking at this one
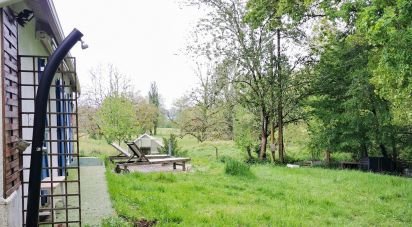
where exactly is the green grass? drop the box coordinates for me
[79,129,412,226]
[105,162,412,226]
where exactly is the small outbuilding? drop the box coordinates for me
[133,134,163,154]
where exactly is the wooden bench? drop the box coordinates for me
[148,157,191,171]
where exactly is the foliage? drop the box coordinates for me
[188,0,314,161]
[158,134,181,156]
[96,96,139,144]
[307,35,398,158]
[305,0,412,160]
[224,157,254,177]
[318,0,412,123]
[233,106,259,159]
[135,100,158,134]
[78,104,100,138]
[174,63,234,142]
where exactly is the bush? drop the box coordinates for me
[219,155,233,163]
[158,134,182,156]
[224,158,254,177]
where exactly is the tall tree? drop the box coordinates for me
[307,0,412,160]
[244,0,316,161]
[318,0,412,124]
[308,29,402,159]
[188,0,313,161]
[188,0,278,159]
[148,81,160,135]
[79,63,135,137]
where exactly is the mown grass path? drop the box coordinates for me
[79,159,115,226]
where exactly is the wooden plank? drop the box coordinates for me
[5,83,18,94]
[3,26,17,44]
[3,23,17,39]
[2,12,17,35]
[5,84,18,94]
[3,37,17,56]
[2,23,17,39]
[4,71,18,83]
[5,135,19,143]
[3,54,18,71]
[4,148,19,157]
[5,159,19,171]
[5,172,20,185]
[5,183,20,197]
[5,121,19,130]
[5,97,18,106]
[5,108,18,117]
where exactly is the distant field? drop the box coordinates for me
[79,128,412,226]
[79,124,313,161]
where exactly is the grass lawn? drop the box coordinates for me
[80,129,412,226]
[105,163,411,226]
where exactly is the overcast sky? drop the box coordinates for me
[53,0,202,108]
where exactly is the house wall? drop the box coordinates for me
[0,2,57,226]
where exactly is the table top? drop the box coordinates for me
[40,176,66,189]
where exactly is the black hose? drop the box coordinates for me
[26,28,83,227]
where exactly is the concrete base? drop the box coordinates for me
[0,187,22,227]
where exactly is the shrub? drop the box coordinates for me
[224,158,254,177]
[219,155,232,163]
[158,134,181,156]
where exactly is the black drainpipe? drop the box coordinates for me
[26,28,83,227]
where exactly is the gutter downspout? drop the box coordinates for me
[25,28,83,227]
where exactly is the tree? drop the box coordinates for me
[307,0,412,161]
[135,100,159,134]
[188,0,313,161]
[148,82,160,135]
[78,64,136,137]
[309,26,408,158]
[175,63,230,142]
[319,0,412,124]
[96,96,139,144]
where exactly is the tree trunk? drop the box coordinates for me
[361,142,368,158]
[379,144,388,158]
[270,121,276,162]
[246,146,252,160]
[259,113,269,160]
[325,150,331,167]
[276,29,285,163]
